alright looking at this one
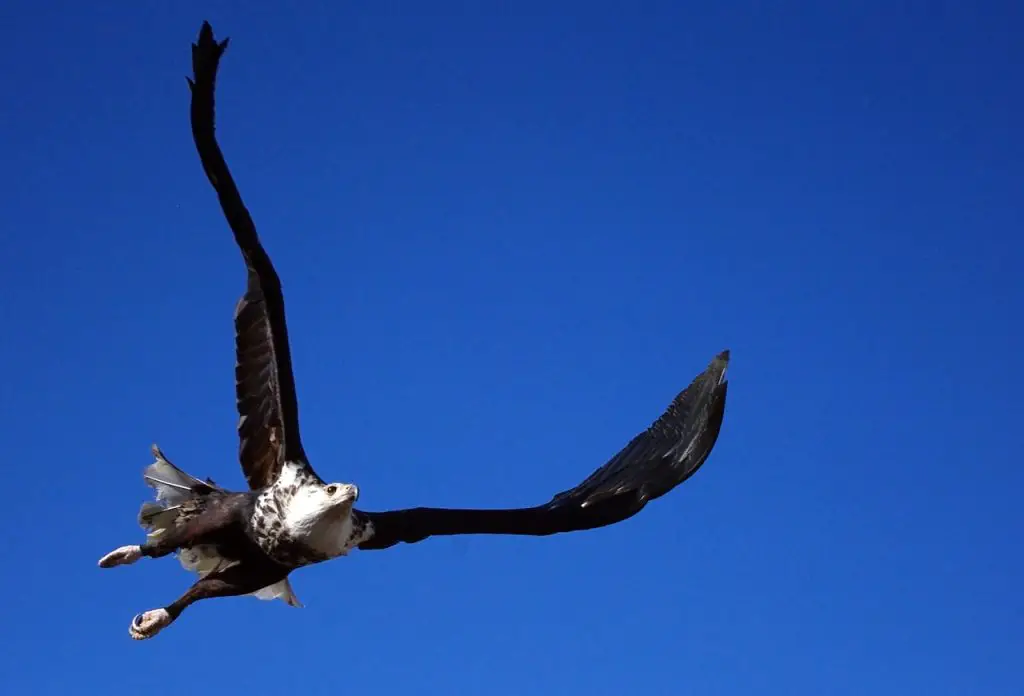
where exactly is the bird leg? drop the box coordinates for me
[97,525,208,568]
[99,500,238,568]
[129,561,289,640]
[97,524,203,568]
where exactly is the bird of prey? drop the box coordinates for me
[98,21,731,641]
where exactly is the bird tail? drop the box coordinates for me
[135,444,260,588]
[137,444,222,535]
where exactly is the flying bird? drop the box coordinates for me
[98,21,731,641]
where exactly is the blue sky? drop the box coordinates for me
[1,1,1021,693]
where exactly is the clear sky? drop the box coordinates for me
[1,2,1021,694]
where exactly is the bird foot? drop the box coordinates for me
[129,608,172,640]
[98,545,143,568]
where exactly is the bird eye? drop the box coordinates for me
[326,485,337,496]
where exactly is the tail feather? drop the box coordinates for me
[142,444,221,506]
[137,501,182,535]
[136,445,234,576]
[137,444,223,535]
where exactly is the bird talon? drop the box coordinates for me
[129,609,172,640]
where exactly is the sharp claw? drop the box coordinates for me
[129,609,172,640]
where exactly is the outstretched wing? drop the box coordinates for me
[188,22,320,489]
[356,350,730,550]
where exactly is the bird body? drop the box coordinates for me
[98,21,732,641]
[137,447,371,603]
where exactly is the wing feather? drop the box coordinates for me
[356,350,730,550]
[187,22,319,489]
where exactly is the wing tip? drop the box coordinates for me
[708,348,730,386]
[712,348,730,368]
[195,20,229,50]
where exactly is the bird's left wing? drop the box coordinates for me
[355,350,730,550]
[188,22,321,489]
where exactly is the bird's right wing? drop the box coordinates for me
[187,21,321,489]
[356,350,730,550]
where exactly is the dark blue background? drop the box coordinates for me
[1,2,1020,694]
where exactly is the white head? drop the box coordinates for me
[284,481,359,536]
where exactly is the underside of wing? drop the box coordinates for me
[187,22,319,489]
[356,350,730,550]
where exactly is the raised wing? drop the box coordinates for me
[188,22,319,489]
[356,350,730,550]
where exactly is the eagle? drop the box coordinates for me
[98,21,731,641]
